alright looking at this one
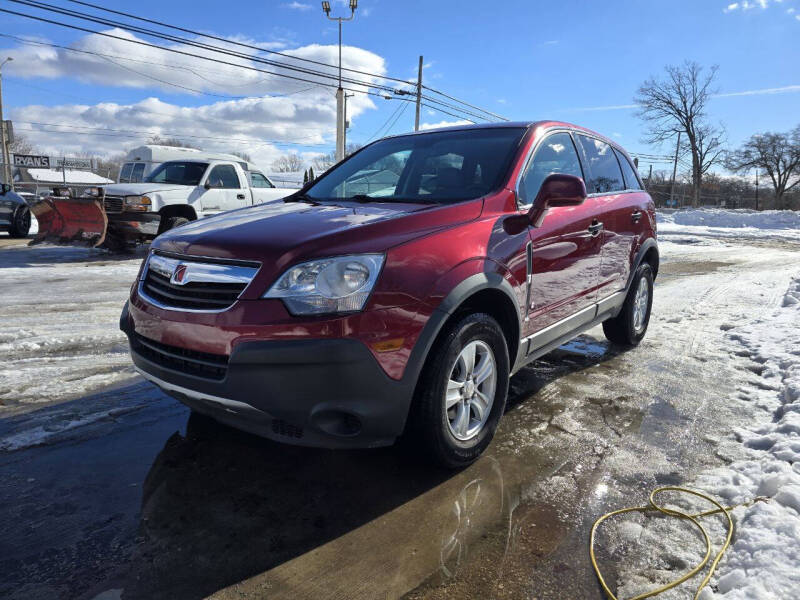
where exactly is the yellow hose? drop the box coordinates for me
[590,486,768,600]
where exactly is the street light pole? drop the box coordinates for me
[322,1,357,163]
[0,57,13,189]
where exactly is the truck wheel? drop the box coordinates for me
[603,263,654,347]
[408,312,510,469]
[8,205,31,238]
[160,216,190,234]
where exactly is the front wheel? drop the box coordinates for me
[603,263,654,346]
[407,313,510,469]
[8,205,31,238]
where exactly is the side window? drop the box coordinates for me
[131,163,146,183]
[119,163,133,183]
[250,173,275,188]
[207,164,241,189]
[575,135,624,194]
[614,149,642,190]
[519,132,583,206]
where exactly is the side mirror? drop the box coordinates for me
[529,174,587,227]
[0,183,10,195]
[203,181,213,190]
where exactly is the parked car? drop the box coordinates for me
[121,121,658,467]
[31,158,296,249]
[0,183,32,238]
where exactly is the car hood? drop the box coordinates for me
[153,198,483,287]
[103,183,193,196]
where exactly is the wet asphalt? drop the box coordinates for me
[1,238,798,600]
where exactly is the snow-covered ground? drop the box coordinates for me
[0,243,143,411]
[658,208,800,243]
[611,269,800,599]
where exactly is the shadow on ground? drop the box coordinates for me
[0,335,620,600]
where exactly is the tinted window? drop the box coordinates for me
[119,163,134,183]
[614,149,642,190]
[250,173,274,188]
[146,161,209,186]
[131,162,146,183]
[576,135,624,194]
[519,132,584,205]
[206,165,241,189]
[306,127,526,204]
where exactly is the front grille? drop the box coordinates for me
[142,269,247,310]
[104,195,124,213]
[132,332,228,380]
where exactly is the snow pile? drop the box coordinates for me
[657,209,800,243]
[613,276,800,599]
[25,168,113,184]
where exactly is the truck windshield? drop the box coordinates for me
[304,127,527,203]
[146,162,209,186]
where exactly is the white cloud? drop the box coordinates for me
[724,2,740,12]
[3,30,389,168]
[419,120,472,131]
[282,1,312,10]
[497,98,507,104]
[540,40,559,46]
[612,132,622,138]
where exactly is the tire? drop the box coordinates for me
[100,230,130,253]
[159,216,190,235]
[407,312,510,469]
[8,205,31,238]
[603,262,654,347]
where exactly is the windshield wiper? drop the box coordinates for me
[284,192,318,204]
[347,195,438,204]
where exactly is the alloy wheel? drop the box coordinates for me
[445,340,497,441]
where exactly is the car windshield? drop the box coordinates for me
[146,161,209,186]
[305,127,527,203]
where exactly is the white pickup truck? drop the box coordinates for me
[97,157,296,247]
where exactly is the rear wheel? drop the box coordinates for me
[407,313,509,469]
[603,263,654,346]
[8,205,31,238]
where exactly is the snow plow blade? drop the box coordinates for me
[29,196,108,247]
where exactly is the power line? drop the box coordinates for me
[422,84,509,122]
[5,1,498,123]
[64,0,412,86]
[13,121,329,146]
[10,0,404,96]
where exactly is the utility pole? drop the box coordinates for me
[0,57,13,189]
[414,55,423,132]
[669,131,681,208]
[344,92,354,155]
[755,170,759,211]
[322,1,357,163]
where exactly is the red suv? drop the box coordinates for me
[121,122,657,467]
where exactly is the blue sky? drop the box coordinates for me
[1,0,798,172]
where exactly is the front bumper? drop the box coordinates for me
[108,211,160,239]
[120,302,416,448]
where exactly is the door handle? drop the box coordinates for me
[237,193,246,200]
[631,210,642,223]
[588,220,603,236]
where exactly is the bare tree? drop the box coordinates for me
[230,150,252,163]
[271,153,305,173]
[635,61,724,207]
[9,134,38,155]
[147,134,200,149]
[726,126,800,210]
[311,143,363,171]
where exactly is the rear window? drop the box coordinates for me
[575,135,624,194]
[119,163,134,183]
[131,163,146,183]
[614,149,642,190]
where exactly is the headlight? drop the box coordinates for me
[125,195,151,211]
[264,254,385,315]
